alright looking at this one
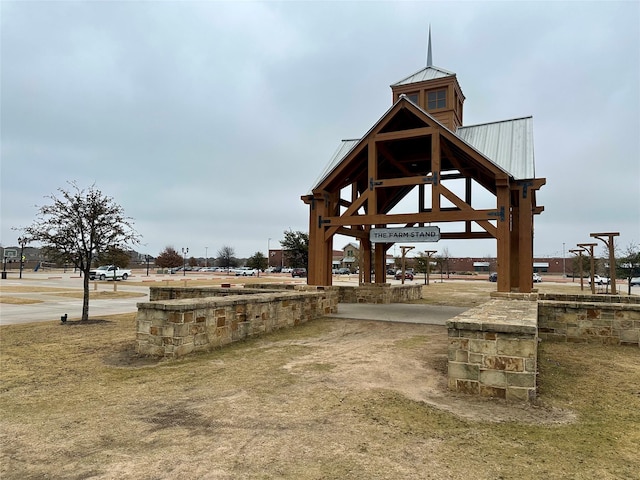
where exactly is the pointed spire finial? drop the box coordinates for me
[427,25,433,67]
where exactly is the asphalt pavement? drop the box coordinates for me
[0,272,150,325]
[0,271,469,326]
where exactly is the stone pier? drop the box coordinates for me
[447,299,538,402]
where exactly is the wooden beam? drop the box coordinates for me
[324,191,369,240]
[374,126,434,142]
[439,184,497,237]
[377,143,413,177]
[368,139,377,216]
[322,208,502,227]
[372,175,436,189]
[432,131,441,212]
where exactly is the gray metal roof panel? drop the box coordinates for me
[391,65,456,86]
[308,139,360,194]
[455,117,535,180]
[308,98,536,194]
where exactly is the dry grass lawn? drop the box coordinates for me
[1,281,639,479]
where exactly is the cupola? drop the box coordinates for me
[390,28,465,131]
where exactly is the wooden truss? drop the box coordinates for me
[302,98,545,293]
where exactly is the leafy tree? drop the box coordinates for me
[280,230,308,268]
[188,257,198,267]
[20,182,139,321]
[571,254,590,279]
[217,245,236,271]
[246,251,268,271]
[156,246,183,268]
[96,246,131,268]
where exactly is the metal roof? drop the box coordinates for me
[455,117,535,180]
[390,65,456,87]
[308,139,360,194]
[308,100,536,194]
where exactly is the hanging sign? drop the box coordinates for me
[369,226,441,243]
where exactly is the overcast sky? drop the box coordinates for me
[2,0,639,262]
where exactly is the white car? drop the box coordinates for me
[533,273,542,283]
[629,277,640,286]
[588,275,610,285]
[232,267,257,276]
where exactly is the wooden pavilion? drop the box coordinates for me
[302,41,545,293]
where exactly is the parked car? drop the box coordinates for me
[89,265,131,281]
[630,277,640,286]
[533,273,542,283]
[588,275,610,285]
[232,267,257,276]
[291,268,307,278]
[336,268,351,274]
[489,272,497,282]
[387,268,396,275]
[395,270,414,280]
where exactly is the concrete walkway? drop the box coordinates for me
[328,303,468,325]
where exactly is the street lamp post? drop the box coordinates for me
[146,255,151,276]
[268,238,271,268]
[18,237,27,279]
[181,247,189,276]
[205,247,208,268]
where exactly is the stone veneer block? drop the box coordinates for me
[137,288,338,358]
[446,299,538,402]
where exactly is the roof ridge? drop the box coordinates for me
[457,116,533,130]
[390,65,455,86]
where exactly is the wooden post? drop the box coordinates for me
[399,246,414,285]
[424,250,437,285]
[496,182,511,292]
[517,184,534,293]
[578,243,598,294]
[590,232,620,295]
[569,249,585,291]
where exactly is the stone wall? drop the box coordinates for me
[538,293,640,346]
[336,283,422,304]
[251,282,422,304]
[447,299,538,402]
[136,288,337,358]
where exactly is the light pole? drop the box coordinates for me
[268,238,271,268]
[562,242,566,278]
[18,237,27,279]
[181,247,189,276]
[205,247,208,268]
[146,255,151,276]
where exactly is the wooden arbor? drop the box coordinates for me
[302,97,545,293]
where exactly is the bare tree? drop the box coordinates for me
[20,182,139,321]
[217,245,236,271]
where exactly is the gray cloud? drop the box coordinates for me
[2,1,638,260]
